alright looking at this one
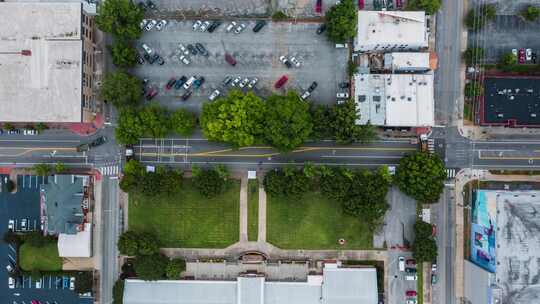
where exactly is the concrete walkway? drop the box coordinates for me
[257,178,267,242]
[239,176,248,242]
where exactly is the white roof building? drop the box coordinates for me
[355,11,428,52]
[355,73,434,127]
[0,2,83,123]
[58,223,92,258]
[384,52,431,72]
[124,264,378,304]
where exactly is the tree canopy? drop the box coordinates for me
[406,0,442,15]
[324,0,357,43]
[115,105,170,144]
[118,231,160,256]
[134,254,168,281]
[264,92,313,151]
[33,164,52,176]
[412,221,438,262]
[463,47,485,66]
[394,152,446,203]
[522,5,540,22]
[200,90,265,147]
[263,168,310,198]
[192,166,230,198]
[115,107,145,145]
[465,4,497,31]
[109,41,138,68]
[465,82,483,98]
[95,0,144,40]
[170,109,197,136]
[165,258,186,279]
[113,280,124,304]
[119,160,183,196]
[101,71,141,108]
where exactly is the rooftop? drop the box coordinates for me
[383,52,430,71]
[355,73,434,127]
[0,2,83,123]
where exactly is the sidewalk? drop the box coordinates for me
[257,173,267,243]
[239,175,248,242]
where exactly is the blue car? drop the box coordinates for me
[63,276,70,289]
[174,76,188,90]
[192,76,205,89]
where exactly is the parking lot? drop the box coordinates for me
[468,14,540,64]
[0,175,93,304]
[133,19,349,113]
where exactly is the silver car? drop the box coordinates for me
[234,23,246,34]
[290,56,301,67]
[247,78,259,89]
[208,89,221,101]
[231,76,242,87]
[145,19,157,31]
[200,21,211,32]
[178,43,189,55]
[225,21,238,33]
[155,19,167,31]
[239,77,249,88]
[192,20,202,31]
[139,19,148,29]
[179,55,190,65]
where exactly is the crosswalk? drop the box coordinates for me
[446,168,456,179]
[427,138,435,153]
[98,165,119,176]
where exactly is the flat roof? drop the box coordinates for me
[482,77,540,127]
[0,2,82,123]
[355,11,427,52]
[355,73,434,127]
[384,52,430,71]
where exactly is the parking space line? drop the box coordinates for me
[22,175,25,188]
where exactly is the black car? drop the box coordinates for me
[145,0,156,9]
[308,81,318,92]
[405,267,417,274]
[253,20,267,32]
[195,43,209,57]
[147,53,158,64]
[143,53,153,64]
[155,55,165,65]
[316,24,327,35]
[175,76,188,89]
[193,76,205,89]
[137,1,147,10]
[136,54,145,65]
[187,44,198,55]
[207,21,222,33]
[182,90,193,101]
[339,82,350,89]
[222,76,233,86]
[90,136,107,148]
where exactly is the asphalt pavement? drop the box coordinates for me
[99,177,120,304]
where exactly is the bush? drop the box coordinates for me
[25,231,50,248]
[347,60,358,76]
[522,5,540,22]
[463,47,484,66]
[193,168,228,198]
[263,168,310,198]
[165,258,186,279]
[113,279,125,304]
[325,0,357,43]
[134,254,168,281]
[118,231,160,256]
[272,11,289,21]
[465,82,483,98]
[406,0,441,15]
[74,272,93,294]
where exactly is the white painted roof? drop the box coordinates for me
[58,223,92,258]
[384,52,430,71]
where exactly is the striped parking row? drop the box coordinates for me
[18,175,48,189]
[16,275,73,290]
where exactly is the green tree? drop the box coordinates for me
[394,152,446,203]
[522,5,540,22]
[406,0,442,14]
[101,71,141,108]
[124,159,145,177]
[193,168,227,198]
[137,232,160,255]
[118,231,140,256]
[95,0,144,40]
[412,236,438,262]
[74,272,93,294]
[347,60,358,76]
[115,108,145,145]
[31,269,42,280]
[271,11,289,21]
[108,41,138,68]
[55,162,67,174]
[33,163,52,176]
[139,104,169,138]
[414,220,434,239]
[466,4,496,31]
[165,258,186,279]
[5,179,15,192]
[113,280,125,304]
[465,82,483,98]
[263,168,310,198]
[333,99,376,144]
[170,109,197,136]
[134,254,168,280]
[310,105,334,140]
[3,123,14,131]
[264,92,313,151]
[25,231,49,248]
[35,122,48,133]
[325,0,357,43]
[215,164,230,181]
[499,52,517,67]
[200,90,266,147]
[157,168,183,195]
[463,47,485,65]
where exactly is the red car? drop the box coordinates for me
[225,53,237,66]
[146,88,158,100]
[518,49,526,64]
[165,77,176,90]
[406,290,417,297]
[274,75,288,89]
[358,0,365,9]
[315,0,322,13]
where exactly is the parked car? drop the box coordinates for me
[290,56,301,67]
[166,78,176,90]
[144,19,157,31]
[23,129,37,135]
[178,43,189,55]
[200,21,211,32]
[398,256,405,271]
[337,92,349,99]
[208,89,221,101]
[300,90,311,100]
[179,55,190,65]
[70,277,75,290]
[155,19,167,31]
[90,136,107,147]
[148,53,160,64]
[155,55,165,65]
[8,277,15,289]
[136,54,145,65]
[405,267,417,274]
[274,75,288,89]
[225,53,237,66]
[512,48,518,57]
[175,76,188,89]
[141,43,153,55]
[406,259,416,266]
[145,0,156,9]
[63,276,70,289]
[431,263,437,272]
[239,78,249,88]
[316,23,326,34]
[308,81,318,92]
[187,44,198,55]
[253,20,267,32]
[315,0,322,13]
[36,280,42,289]
[406,299,417,304]
[279,55,292,68]
[193,76,205,89]
[8,219,14,231]
[207,21,222,33]
[234,23,247,34]
[406,290,417,297]
[339,82,350,88]
[146,88,158,100]
[431,273,438,285]
[139,19,148,29]
[231,76,242,87]
[192,20,202,31]
[518,49,526,64]
[21,218,27,231]
[183,76,197,89]
[195,43,209,56]
[405,275,418,281]
[182,90,193,101]
[247,77,259,89]
[226,21,238,32]
[526,48,532,61]
[222,76,233,86]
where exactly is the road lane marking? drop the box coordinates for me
[0,139,80,142]
[320,155,404,159]
[0,147,77,157]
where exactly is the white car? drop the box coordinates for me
[139,19,148,29]
[144,19,157,31]
[512,48,518,57]
[247,77,259,89]
[225,21,237,33]
[179,55,190,65]
[289,56,301,67]
[526,48,532,61]
[155,19,167,31]
[178,43,189,55]
[183,76,197,90]
[20,218,27,231]
[6,265,12,272]
[200,21,211,32]
[239,77,249,88]
[208,89,221,101]
[192,20,202,31]
[8,277,15,289]
[23,129,36,135]
[231,76,242,87]
[141,43,153,55]
[234,23,246,34]
[406,299,417,304]
[36,280,42,289]
[300,90,311,100]
[8,219,14,231]
[337,92,349,99]
[70,277,75,290]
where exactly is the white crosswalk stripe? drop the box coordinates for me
[99,165,119,176]
[446,169,456,179]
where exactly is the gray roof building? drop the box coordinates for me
[124,264,378,304]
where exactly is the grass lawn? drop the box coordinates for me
[129,179,240,248]
[247,180,259,242]
[20,242,62,271]
[463,102,473,122]
[267,191,373,249]
[417,262,424,304]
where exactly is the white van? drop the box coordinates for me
[335,43,348,48]
[141,43,153,55]
[405,275,418,281]
[183,76,197,90]
[398,256,405,272]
